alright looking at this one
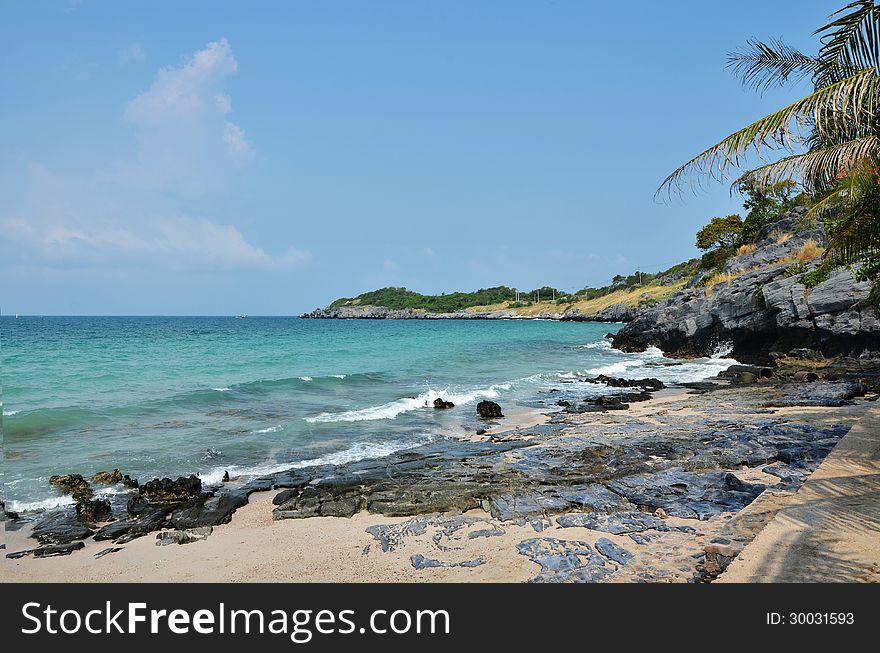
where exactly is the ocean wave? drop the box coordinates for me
[211,387,231,392]
[197,436,432,485]
[251,425,284,434]
[2,409,19,416]
[299,376,313,382]
[305,383,511,423]
[584,342,737,385]
[6,495,76,513]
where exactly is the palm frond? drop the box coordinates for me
[657,68,879,197]
[815,0,880,87]
[736,135,880,192]
[809,160,880,263]
[727,39,820,93]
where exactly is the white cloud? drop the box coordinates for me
[118,42,145,65]
[1,41,306,274]
[124,37,254,181]
[223,121,254,158]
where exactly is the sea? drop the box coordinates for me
[0,316,736,514]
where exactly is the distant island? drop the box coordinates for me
[302,259,698,322]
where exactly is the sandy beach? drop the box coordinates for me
[5,379,877,583]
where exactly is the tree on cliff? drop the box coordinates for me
[696,215,744,251]
[659,0,880,269]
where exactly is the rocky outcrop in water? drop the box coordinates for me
[613,210,880,363]
[476,400,503,418]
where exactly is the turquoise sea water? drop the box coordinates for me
[1,316,736,512]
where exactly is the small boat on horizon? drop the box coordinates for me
[235,314,248,319]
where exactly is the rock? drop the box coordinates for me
[793,370,820,382]
[139,475,202,503]
[703,543,741,576]
[516,537,610,583]
[584,375,665,390]
[611,210,880,362]
[476,400,503,419]
[6,542,85,559]
[49,474,93,502]
[75,498,112,523]
[475,429,487,435]
[468,526,505,539]
[720,365,773,379]
[653,508,668,519]
[410,554,485,569]
[433,398,455,409]
[91,469,123,485]
[556,511,670,534]
[594,537,634,565]
[731,371,759,385]
[31,513,94,545]
[765,380,867,407]
[155,526,213,546]
[222,471,230,483]
[94,547,123,559]
[121,475,139,489]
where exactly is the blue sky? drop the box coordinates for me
[1,0,838,314]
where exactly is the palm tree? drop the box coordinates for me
[659,1,880,265]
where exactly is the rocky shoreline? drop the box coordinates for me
[299,302,634,322]
[304,209,880,368]
[5,358,878,582]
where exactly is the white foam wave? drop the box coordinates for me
[575,339,613,350]
[305,383,510,423]
[7,495,76,513]
[584,342,738,385]
[2,409,19,416]
[212,387,231,392]
[198,436,431,485]
[300,376,313,382]
[586,359,647,376]
[332,374,346,379]
[251,425,283,434]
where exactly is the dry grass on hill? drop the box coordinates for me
[466,281,687,317]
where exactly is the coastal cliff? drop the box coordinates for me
[612,209,880,363]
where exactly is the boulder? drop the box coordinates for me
[476,400,503,419]
[139,475,202,503]
[49,474,93,502]
[75,498,112,523]
[91,469,123,485]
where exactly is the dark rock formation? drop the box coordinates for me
[75,498,112,523]
[91,469,123,485]
[583,374,665,390]
[49,474,93,502]
[516,537,611,583]
[612,210,880,362]
[139,475,202,503]
[476,400,503,419]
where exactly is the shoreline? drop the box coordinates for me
[5,376,877,583]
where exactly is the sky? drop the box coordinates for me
[0,0,840,315]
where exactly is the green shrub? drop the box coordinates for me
[784,262,807,278]
[801,260,836,288]
[737,179,800,244]
[854,255,880,282]
[755,284,766,308]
